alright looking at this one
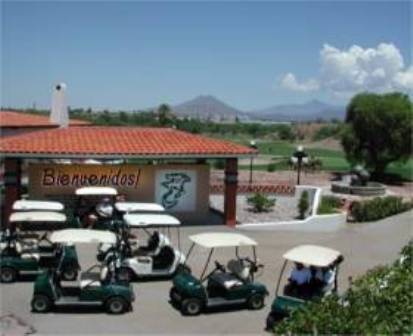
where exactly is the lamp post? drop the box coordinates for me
[249,140,257,186]
[291,145,308,185]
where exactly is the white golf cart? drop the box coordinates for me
[31,229,135,314]
[169,233,268,315]
[265,245,344,330]
[112,214,186,281]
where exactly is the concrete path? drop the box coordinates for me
[1,211,411,335]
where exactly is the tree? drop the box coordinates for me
[157,104,175,126]
[341,92,413,176]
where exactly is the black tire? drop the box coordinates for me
[118,267,133,282]
[0,267,17,283]
[181,298,202,316]
[105,296,127,314]
[61,266,78,281]
[31,295,52,313]
[265,311,285,331]
[247,293,265,310]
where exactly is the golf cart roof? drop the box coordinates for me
[9,211,67,223]
[75,187,118,196]
[123,214,181,227]
[13,200,64,212]
[189,233,257,248]
[283,245,342,267]
[115,202,165,213]
[50,229,117,244]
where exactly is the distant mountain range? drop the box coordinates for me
[170,95,345,122]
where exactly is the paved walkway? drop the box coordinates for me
[1,211,411,335]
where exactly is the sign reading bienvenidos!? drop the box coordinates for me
[41,166,141,188]
[29,164,152,197]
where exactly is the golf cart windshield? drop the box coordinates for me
[75,187,118,196]
[115,202,165,213]
[50,229,117,245]
[13,200,64,212]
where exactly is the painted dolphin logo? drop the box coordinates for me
[161,173,191,209]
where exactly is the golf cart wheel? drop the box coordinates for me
[118,267,133,282]
[0,267,17,283]
[61,267,78,281]
[247,293,265,310]
[265,311,284,331]
[106,297,127,314]
[31,295,52,313]
[182,298,202,316]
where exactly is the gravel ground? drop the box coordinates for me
[210,194,299,223]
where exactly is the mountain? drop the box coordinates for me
[248,99,345,122]
[172,95,245,121]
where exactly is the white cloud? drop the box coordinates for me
[280,43,413,97]
[280,73,319,92]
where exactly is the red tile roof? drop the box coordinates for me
[0,126,256,158]
[0,110,89,128]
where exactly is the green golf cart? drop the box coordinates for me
[0,211,79,283]
[265,245,344,330]
[170,232,268,315]
[31,229,135,314]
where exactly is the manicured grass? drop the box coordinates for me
[237,140,413,181]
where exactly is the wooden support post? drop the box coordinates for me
[224,158,238,227]
[2,158,22,230]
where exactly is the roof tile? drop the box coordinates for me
[0,126,256,158]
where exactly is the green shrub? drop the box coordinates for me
[267,163,276,172]
[317,195,342,214]
[298,191,310,219]
[247,193,276,213]
[350,196,413,222]
[273,241,413,334]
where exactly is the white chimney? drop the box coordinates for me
[50,82,69,127]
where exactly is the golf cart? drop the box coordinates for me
[0,212,79,283]
[265,245,344,330]
[74,187,118,229]
[31,229,135,314]
[113,214,186,281]
[169,232,268,316]
[13,200,65,212]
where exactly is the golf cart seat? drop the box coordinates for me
[80,266,109,288]
[152,245,175,270]
[21,252,41,262]
[210,272,243,290]
[227,259,250,281]
[135,231,165,256]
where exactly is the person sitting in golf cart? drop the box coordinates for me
[284,262,312,298]
[311,264,337,295]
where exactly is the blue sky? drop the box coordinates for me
[1,1,412,111]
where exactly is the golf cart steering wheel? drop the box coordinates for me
[242,257,264,274]
[214,261,225,272]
